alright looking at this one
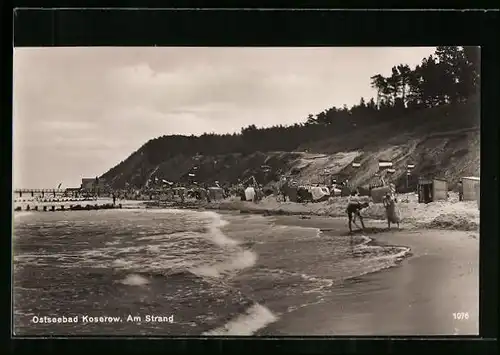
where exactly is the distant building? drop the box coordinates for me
[81,177,107,191]
[81,178,95,190]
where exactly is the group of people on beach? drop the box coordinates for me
[345,189,400,233]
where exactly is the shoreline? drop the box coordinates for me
[13,201,479,336]
[202,211,478,336]
[254,215,479,335]
[139,193,480,233]
[13,191,480,233]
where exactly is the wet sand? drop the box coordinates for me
[256,216,479,336]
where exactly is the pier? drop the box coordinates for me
[12,186,111,201]
[14,203,122,212]
[14,188,75,199]
[14,188,67,194]
[13,187,121,213]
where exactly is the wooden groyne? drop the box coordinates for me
[13,198,99,203]
[14,203,123,212]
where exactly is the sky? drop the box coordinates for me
[13,47,436,189]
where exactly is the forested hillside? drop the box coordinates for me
[101,46,480,190]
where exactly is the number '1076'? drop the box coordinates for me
[453,312,469,320]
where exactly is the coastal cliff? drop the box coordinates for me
[100,46,479,190]
[100,99,479,191]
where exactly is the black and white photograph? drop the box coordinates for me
[13,46,480,336]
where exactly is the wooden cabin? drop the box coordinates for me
[418,178,448,203]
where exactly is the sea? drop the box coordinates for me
[13,206,410,336]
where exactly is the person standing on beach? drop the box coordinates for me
[458,180,464,201]
[280,177,288,202]
[206,186,211,203]
[382,193,400,229]
[112,193,116,205]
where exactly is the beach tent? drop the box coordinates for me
[165,189,175,200]
[159,193,169,201]
[244,187,256,202]
[417,178,448,203]
[340,185,352,197]
[371,186,391,203]
[378,160,393,169]
[173,187,186,200]
[330,186,341,196]
[310,186,330,202]
[297,186,313,202]
[195,188,206,201]
[272,183,280,197]
[254,188,265,201]
[285,185,298,202]
[208,187,224,201]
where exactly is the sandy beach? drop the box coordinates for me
[255,215,479,335]
[155,191,480,232]
[136,191,480,333]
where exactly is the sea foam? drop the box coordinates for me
[202,303,277,336]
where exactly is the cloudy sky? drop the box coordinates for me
[13,47,435,189]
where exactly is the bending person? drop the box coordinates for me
[346,190,369,233]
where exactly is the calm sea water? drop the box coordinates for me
[13,208,409,336]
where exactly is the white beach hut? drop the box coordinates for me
[461,176,480,209]
[244,187,256,202]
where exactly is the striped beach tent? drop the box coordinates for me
[378,160,393,168]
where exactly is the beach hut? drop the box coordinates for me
[208,187,224,201]
[283,183,298,203]
[418,178,448,203]
[357,185,371,197]
[244,187,256,202]
[461,176,480,206]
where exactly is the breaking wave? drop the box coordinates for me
[14,208,411,336]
